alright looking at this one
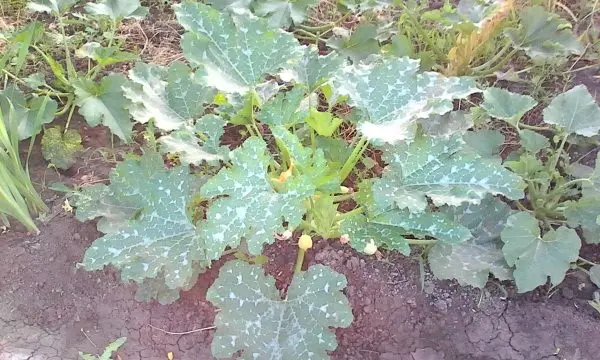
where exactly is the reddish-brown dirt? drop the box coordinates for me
[1,120,600,360]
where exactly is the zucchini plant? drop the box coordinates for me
[63,1,599,359]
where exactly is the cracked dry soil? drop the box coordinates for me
[1,212,599,360]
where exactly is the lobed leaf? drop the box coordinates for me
[327,24,380,63]
[122,62,214,131]
[175,2,304,93]
[429,196,515,288]
[199,137,314,259]
[288,47,345,91]
[420,110,473,139]
[72,183,138,234]
[207,261,353,359]
[333,57,478,144]
[463,129,504,159]
[340,213,410,255]
[542,85,600,137]
[373,135,525,212]
[505,6,583,60]
[0,85,57,140]
[159,114,229,165]
[78,153,208,296]
[372,209,472,244]
[564,199,600,244]
[501,212,580,292]
[518,129,549,154]
[481,87,537,125]
[74,74,133,142]
[257,86,307,127]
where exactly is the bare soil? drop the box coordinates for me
[1,122,600,360]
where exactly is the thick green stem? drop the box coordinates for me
[339,136,368,182]
[406,239,438,245]
[55,96,74,116]
[471,42,511,72]
[296,22,335,32]
[335,207,363,221]
[294,248,306,274]
[518,123,553,131]
[551,134,569,171]
[58,18,76,80]
[332,193,354,203]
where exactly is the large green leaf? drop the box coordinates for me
[257,86,306,127]
[542,85,600,137]
[420,110,473,139]
[372,135,524,212]
[372,209,472,244]
[175,2,304,93]
[122,62,214,131]
[481,87,537,125]
[463,129,504,159]
[333,57,478,144]
[41,127,83,170]
[564,198,600,244]
[340,213,410,255]
[135,266,205,305]
[567,153,600,199]
[199,137,314,259]
[85,0,149,20]
[0,86,57,140]
[159,114,229,165]
[254,0,318,28]
[72,183,138,234]
[505,6,583,60]
[519,129,549,154]
[27,0,76,14]
[74,74,133,142]
[207,261,353,359]
[78,153,208,296]
[327,25,380,63]
[500,212,580,292]
[289,47,344,91]
[429,196,515,288]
